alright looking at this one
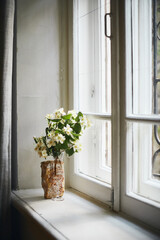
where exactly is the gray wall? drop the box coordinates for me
[12,205,57,240]
[17,0,67,189]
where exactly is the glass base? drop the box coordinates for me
[51,196,64,201]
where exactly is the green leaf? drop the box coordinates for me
[54,129,63,134]
[68,121,74,127]
[61,140,68,149]
[47,148,52,155]
[73,123,81,134]
[62,114,72,120]
[75,112,83,122]
[50,119,61,122]
[52,146,61,157]
[45,127,49,135]
[78,111,83,117]
[65,134,75,142]
[72,132,80,138]
[55,143,61,149]
[42,136,46,144]
[58,122,64,129]
[33,137,38,143]
[66,148,74,156]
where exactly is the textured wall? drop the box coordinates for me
[17,0,62,188]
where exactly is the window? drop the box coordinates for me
[68,0,160,230]
[121,0,160,230]
[125,0,160,204]
[75,0,111,184]
[68,0,119,206]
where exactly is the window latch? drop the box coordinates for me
[104,13,112,38]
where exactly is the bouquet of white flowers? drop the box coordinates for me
[33,108,91,159]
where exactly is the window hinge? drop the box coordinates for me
[111,188,114,210]
[105,188,114,209]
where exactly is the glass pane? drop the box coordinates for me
[154,1,160,114]
[156,0,160,79]
[153,125,160,179]
[126,0,160,115]
[77,0,111,114]
[127,122,160,204]
[157,83,160,114]
[77,119,111,184]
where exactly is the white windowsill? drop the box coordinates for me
[126,192,160,209]
[11,188,160,240]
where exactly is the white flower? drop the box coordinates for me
[48,122,54,128]
[60,119,65,124]
[63,124,72,135]
[55,108,66,119]
[38,151,42,157]
[73,141,82,152]
[80,128,84,136]
[42,150,48,158]
[68,110,77,118]
[45,113,54,120]
[48,130,55,138]
[34,140,45,152]
[55,133,65,144]
[46,138,55,148]
[34,145,39,152]
[55,112,61,119]
[71,119,76,123]
[79,116,87,128]
[36,138,45,148]
[59,108,66,115]
[86,119,92,128]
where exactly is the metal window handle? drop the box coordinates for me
[105,13,112,38]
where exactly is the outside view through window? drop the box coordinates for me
[153,0,160,180]
[126,0,160,205]
[76,0,112,184]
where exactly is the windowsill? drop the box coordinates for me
[126,191,160,209]
[11,188,160,240]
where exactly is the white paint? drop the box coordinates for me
[17,0,61,188]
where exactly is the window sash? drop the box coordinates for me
[68,0,120,210]
[120,0,160,230]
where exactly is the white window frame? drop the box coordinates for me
[68,0,120,210]
[126,122,160,205]
[121,0,160,230]
[67,0,160,230]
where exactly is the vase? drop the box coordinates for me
[41,155,65,199]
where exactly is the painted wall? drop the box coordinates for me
[17,0,67,189]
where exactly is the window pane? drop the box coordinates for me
[77,0,111,114]
[127,122,160,204]
[126,0,160,115]
[155,1,160,79]
[77,119,111,184]
[153,125,160,180]
[75,0,112,185]
[154,0,160,114]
